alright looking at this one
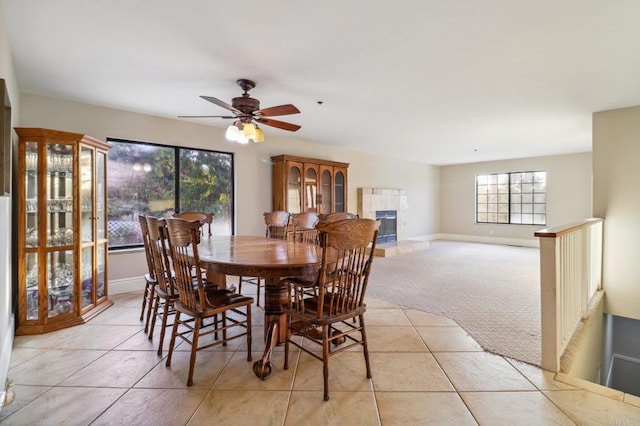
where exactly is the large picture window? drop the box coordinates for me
[476,171,546,225]
[107,139,233,249]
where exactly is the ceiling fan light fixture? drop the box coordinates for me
[237,132,250,144]
[243,122,256,139]
[254,127,265,143]
[181,79,300,144]
[225,123,240,141]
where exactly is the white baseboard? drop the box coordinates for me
[109,276,146,295]
[0,315,14,414]
[435,233,539,248]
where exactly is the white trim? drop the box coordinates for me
[0,315,14,414]
[437,233,539,248]
[109,276,146,295]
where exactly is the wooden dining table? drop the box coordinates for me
[196,235,321,378]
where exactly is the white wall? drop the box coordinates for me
[439,153,593,246]
[593,106,640,321]
[0,3,19,412]
[17,93,439,285]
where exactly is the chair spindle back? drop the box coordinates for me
[165,218,206,313]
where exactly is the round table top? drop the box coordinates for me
[196,235,321,278]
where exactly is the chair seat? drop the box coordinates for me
[286,296,367,325]
[206,289,254,309]
[173,289,252,317]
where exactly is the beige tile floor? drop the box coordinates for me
[2,289,640,425]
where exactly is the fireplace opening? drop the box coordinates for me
[376,210,397,243]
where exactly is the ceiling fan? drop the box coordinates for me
[179,79,301,143]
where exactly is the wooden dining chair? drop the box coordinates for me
[291,211,320,244]
[238,210,291,306]
[172,211,214,236]
[264,210,291,239]
[164,217,253,386]
[281,218,379,401]
[145,216,179,355]
[317,212,358,224]
[137,215,157,334]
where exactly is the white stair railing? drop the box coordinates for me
[535,218,603,372]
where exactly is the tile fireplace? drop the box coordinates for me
[357,187,407,241]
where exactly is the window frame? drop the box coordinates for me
[475,170,546,226]
[106,138,235,250]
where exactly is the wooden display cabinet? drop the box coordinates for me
[271,155,348,215]
[15,128,113,334]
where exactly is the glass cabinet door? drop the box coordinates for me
[287,165,302,214]
[48,250,74,317]
[97,243,107,299]
[80,146,94,244]
[46,143,74,248]
[24,142,39,320]
[96,150,107,300]
[320,169,332,215]
[96,151,106,240]
[335,171,345,213]
[81,246,93,308]
[80,146,96,309]
[46,143,75,318]
[25,252,38,320]
[304,167,318,212]
[25,142,39,248]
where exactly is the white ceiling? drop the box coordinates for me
[3,0,640,165]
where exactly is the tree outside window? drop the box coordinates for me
[107,139,233,249]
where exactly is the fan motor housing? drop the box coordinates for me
[232,96,260,114]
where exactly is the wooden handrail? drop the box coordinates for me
[535,218,603,238]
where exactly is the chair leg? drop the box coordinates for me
[149,294,161,341]
[157,299,171,357]
[187,317,201,386]
[256,278,261,307]
[140,281,150,321]
[166,311,180,367]
[246,306,252,362]
[360,314,372,378]
[322,325,330,401]
[283,337,290,370]
[238,277,261,307]
[144,285,156,334]
[222,313,227,346]
[214,314,219,340]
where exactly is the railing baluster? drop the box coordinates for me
[535,218,603,372]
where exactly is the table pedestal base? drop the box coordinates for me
[253,277,290,379]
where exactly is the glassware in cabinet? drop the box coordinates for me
[46,143,74,248]
[47,250,74,317]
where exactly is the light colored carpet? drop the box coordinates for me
[367,240,541,366]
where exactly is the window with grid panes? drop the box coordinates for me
[476,171,546,225]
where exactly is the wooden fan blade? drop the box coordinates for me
[255,117,301,132]
[255,104,300,117]
[200,96,242,114]
[178,115,236,119]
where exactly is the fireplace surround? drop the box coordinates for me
[357,188,407,241]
